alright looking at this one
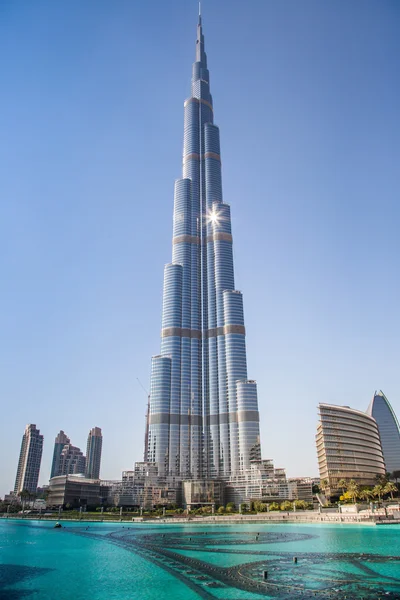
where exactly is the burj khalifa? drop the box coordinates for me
[147,9,261,482]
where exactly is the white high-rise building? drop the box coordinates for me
[14,424,43,495]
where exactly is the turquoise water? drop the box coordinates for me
[1,519,399,599]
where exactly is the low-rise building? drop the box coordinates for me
[227,459,290,504]
[287,479,314,503]
[182,480,224,509]
[47,475,110,509]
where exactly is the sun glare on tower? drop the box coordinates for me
[207,207,220,225]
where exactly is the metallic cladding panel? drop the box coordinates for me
[149,356,172,475]
[237,381,261,471]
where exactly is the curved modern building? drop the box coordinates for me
[316,403,386,494]
[367,391,400,474]
[147,11,261,480]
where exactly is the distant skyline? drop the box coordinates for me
[1,0,399,497]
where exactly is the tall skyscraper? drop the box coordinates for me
[367,390,400,474]
[85,427,102,479]
[14,424,44,495]
[50,430,70,479]
[316,403,386,495]
[147,10,261,481]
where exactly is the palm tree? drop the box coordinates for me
[383,482,397,500]
[359,489,374,502]
[376,473,389,486]
[19,490,30,513]
[373,484,384,503]
[337,479,347,495]
[347,480,360,504]
[320,479,330,499]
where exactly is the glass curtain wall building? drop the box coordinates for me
[367,391,400,474]
[147,11,261,480]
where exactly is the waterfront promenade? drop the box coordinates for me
[2,506,399,526]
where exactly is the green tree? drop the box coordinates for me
[268,502,280,511]
[217,506,225,514]
[375,473,389,486]
[358,489,374,502]
[347,480,360,504]
[383,482,397,500]
[373,484,384,503]
[280,501,293,511]
[320,479,330,500]
[294,500,307,510]
[19,490,30,512]
[337,479,347,495]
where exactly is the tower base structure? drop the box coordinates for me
[112,459,293,509]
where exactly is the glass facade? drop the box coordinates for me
[147,13,261,479]
[367,390,400,474]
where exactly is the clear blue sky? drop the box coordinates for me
[1,0,399,497]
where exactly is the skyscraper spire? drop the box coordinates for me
[196,4,206,66]
[147,10,261,481]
